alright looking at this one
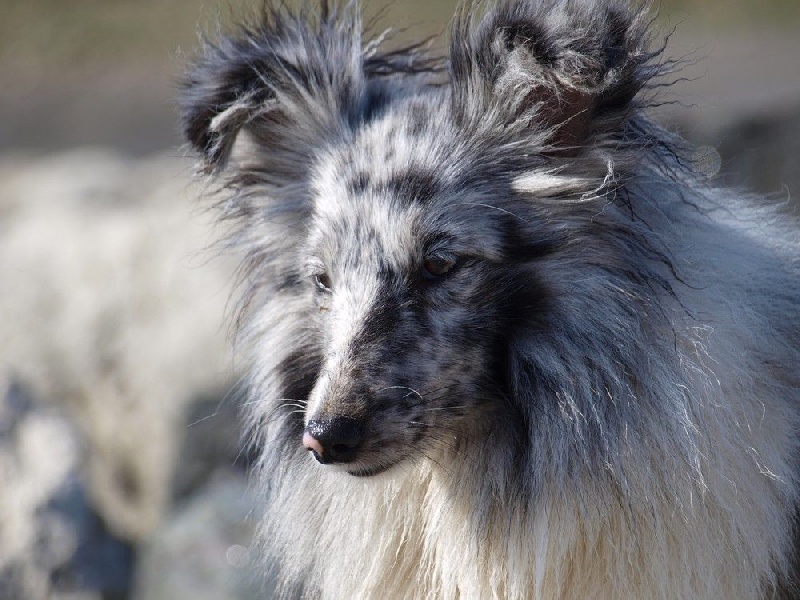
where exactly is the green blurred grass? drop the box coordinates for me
[2,0,798,75]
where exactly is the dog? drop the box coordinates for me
[181,0,800,597]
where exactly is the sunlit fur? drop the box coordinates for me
[181,1,800,597]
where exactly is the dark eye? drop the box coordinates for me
[313,272,332,292]
[422,254,457,279]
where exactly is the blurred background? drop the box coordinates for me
[1,1,798,598]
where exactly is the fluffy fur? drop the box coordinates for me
[181,1,800,598]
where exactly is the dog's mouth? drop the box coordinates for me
[346,460,400,477]
[305,443,405,477]
[303,420,414,477]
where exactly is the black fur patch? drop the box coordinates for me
[347,172,371,196]
[277,348,323,431]
[349,283,403,352]
[501,20,558,66]
[380,169,441,204]
[499,216,563,263]
[361,84,392,123]
[407,103,428,137]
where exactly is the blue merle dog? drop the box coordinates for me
[181,1,800,597]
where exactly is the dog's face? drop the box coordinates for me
[300,108,549,475]
[181,1,655,477]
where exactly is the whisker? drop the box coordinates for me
[380,385,425,401]
[420,405,469,413]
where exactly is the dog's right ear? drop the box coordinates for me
[180,5,367,174]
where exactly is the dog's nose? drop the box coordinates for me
[303,417,365,464]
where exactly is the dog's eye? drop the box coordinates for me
[423,254,457,279]
[313,272,332,293]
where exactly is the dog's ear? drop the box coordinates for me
[449,0,654,153]
[180,5,371,173]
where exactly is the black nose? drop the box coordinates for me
[303,417,365,464]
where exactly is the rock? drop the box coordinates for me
[173,388,253,501]
[47,473,135,598]
[0,379,32,437]
[133,471,266,600]
[0,150,238,542]
[0,379,134,599]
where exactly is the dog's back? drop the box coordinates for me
[181,1,800,597]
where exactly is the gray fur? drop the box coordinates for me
[182,1,800,597]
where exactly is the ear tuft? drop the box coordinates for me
[179,4,368,173]
[500,20,559,66]
[180,4,445,175]
[181,46,273,171]
[450,0,656,151]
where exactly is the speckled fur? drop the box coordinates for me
[181,1,800,597]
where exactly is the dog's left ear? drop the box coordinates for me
[450,0,654,153]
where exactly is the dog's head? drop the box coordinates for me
[182,1,665,477]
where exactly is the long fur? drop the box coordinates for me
[181,1,800,598]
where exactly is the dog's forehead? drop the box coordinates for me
[308,100,524,264]
[308,106,446,262]
[315,102,445,202]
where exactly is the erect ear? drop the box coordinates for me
[180,4,371,174]
[449,0,655,153]
[181,3,442,176]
